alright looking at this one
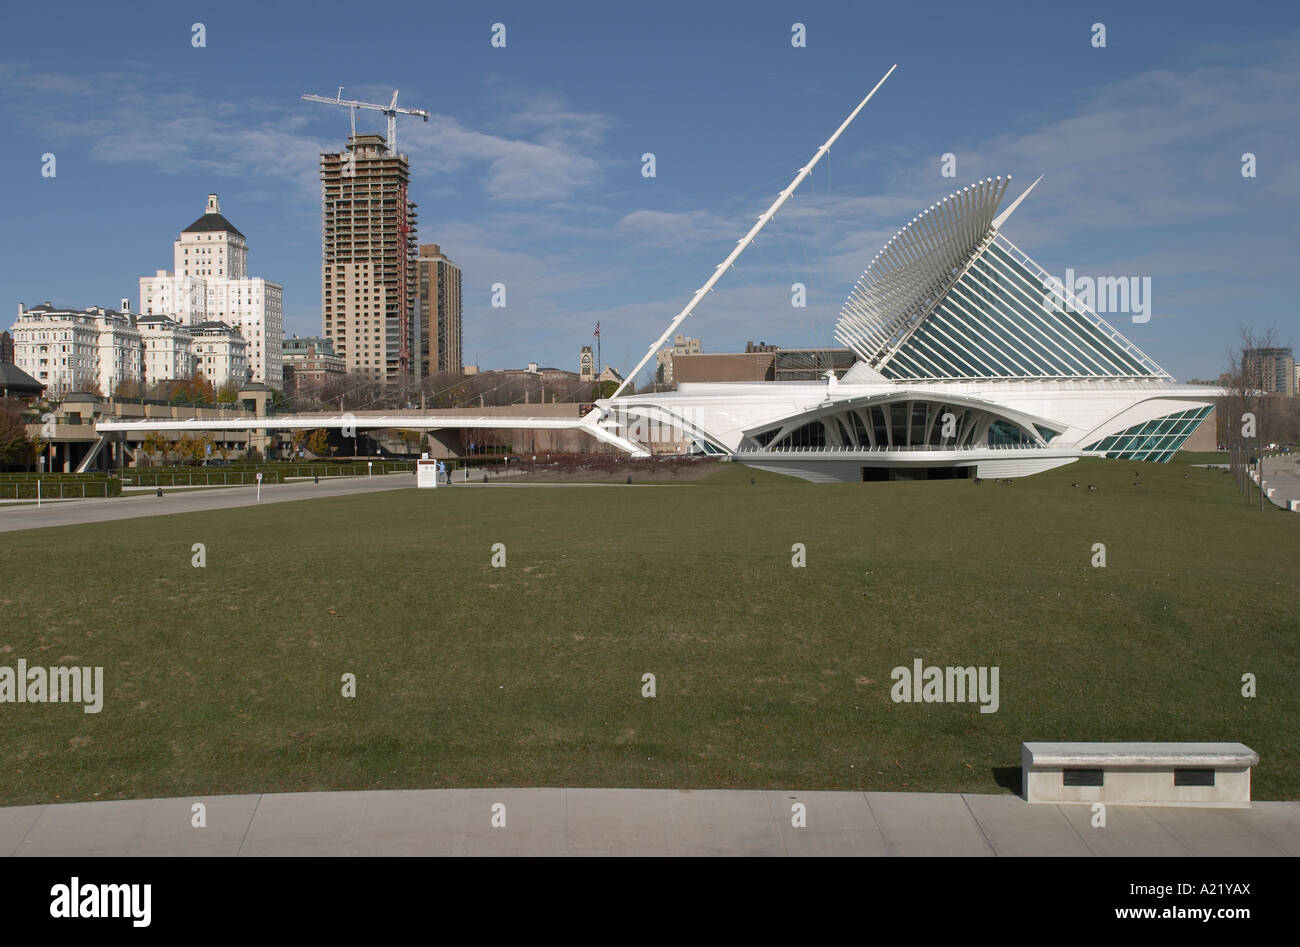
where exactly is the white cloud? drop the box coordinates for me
[403,116,603,203]
[0,62,613,207]
[615,208,742,249]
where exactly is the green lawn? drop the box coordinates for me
[1175,450,1229,465]
[1,456,1295,806]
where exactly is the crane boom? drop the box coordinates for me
[607,65,896,400]
[302,88,430,154]
[301,93,430,118]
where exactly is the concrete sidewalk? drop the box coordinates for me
[0,474,415,534]
[1261,454,1300,510]
[2,789,1296,857]
[0,475,667,532]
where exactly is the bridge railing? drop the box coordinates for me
[735,442,1051,454]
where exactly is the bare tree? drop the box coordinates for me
[1222,323,1293,505]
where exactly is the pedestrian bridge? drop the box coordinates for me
[87,410,648,471]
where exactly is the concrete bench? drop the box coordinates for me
[1022,742,1259,808]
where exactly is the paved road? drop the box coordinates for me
[1261,454,1300,510]
[0,476,667,533]
[0,474,416,534]
[1,789,1294,856]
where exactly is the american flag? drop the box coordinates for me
[594,321,600,337]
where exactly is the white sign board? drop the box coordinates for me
[417,459,439,489]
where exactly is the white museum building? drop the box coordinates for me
[591,173,1219,480]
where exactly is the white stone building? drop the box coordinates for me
[10,301,142,396]
[137,315,195,386]
[139,271,207,324]
[206,278,282,389]
[95,303,143,397]
[190,322,248,388]
[139,194,283,387]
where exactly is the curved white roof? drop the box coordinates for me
[836,177,1010,367]
[834,177,1169,381]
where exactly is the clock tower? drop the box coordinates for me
[579,345,594,382]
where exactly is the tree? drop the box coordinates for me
[0,400,30,469]
[168,373,216,406]
[216,382,239,404]
[114,379,144,399]
[306,429,330,457]
[1221,323,1294,502]
[26,406,52,472]
[183,436,211,464]
[142,431,166,459]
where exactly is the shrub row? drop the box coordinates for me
[0,479,121,499]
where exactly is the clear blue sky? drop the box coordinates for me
[2,0,1296,385]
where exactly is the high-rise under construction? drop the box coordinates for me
[319,133,418,385]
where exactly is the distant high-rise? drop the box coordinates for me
[320,134,418,386]
[417,244,462,377]
[138,193,282,387]
[655,334,702,386]
[1242,347,1297,396]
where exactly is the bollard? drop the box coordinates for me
[156,487,163,498]
[314,474,319,484]
[626,475,632,484]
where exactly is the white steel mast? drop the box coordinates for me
[607,64,897,400]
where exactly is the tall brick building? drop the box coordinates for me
[417,244,462,377]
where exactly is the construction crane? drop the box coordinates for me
[301,87,429,154]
